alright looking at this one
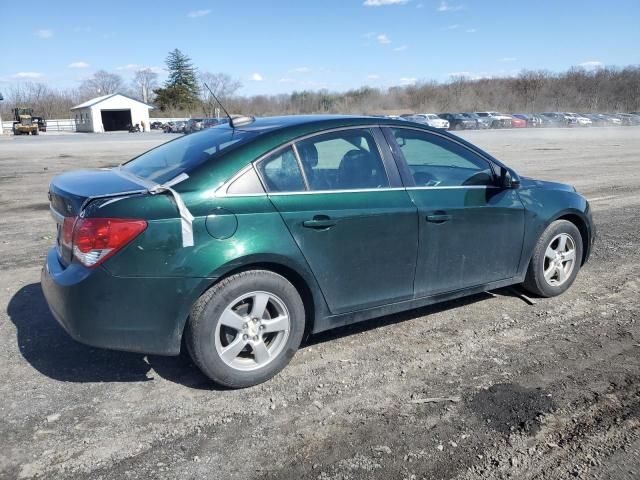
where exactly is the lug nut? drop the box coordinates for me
[242,323,248,329]
[253,336,258,341]
[242,334,248,340]
[253,317,259,323]
[259,325,265,330]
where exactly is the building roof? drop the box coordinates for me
[70,93,154,110]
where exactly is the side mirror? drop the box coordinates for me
[500,167,521,189]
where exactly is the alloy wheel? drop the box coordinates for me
[214,291,291,371]
[543,233,577,287]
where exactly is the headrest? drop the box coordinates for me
[297,143,318,168]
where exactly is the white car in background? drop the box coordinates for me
[474,112,513,128]
[401,113,449,129]
[565,112,592,126]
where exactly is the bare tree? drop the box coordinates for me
[199,72,242,117]
[79,70,124,99]
[132,68,159,104]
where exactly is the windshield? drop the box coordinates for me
[121,127,257,184]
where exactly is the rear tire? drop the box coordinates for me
[523,220,583,297]
[185,270,305,388]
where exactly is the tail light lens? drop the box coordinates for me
[71,218,147,267]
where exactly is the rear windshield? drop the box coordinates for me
[121,127,257,184]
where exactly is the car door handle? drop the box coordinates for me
[303,215,337,229]
[426,213,452,224]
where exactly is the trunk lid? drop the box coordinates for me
[48,169,146,264]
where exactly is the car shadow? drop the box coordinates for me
[7,282,525,389]
[304,291,498,348]
[6,282,216,390]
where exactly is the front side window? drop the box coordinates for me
[256,147,305,193]
[391,128,495,187]
[295,128,389,191]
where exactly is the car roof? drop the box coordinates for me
[231,114,405,131]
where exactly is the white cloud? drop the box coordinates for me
[579,60,603,68]
[367,74,380,80]
[399,77,417,85]
[116,64,141,71]
[13,72,43,79]
[68,61,90,69]
[279,77,295,83]
[363,0,409,6]
[251,73,263,81]
[290,66,311,73]
[437,1,464,11]
[187,9,211,18]
[35,29,53,39]
[466,28,477,33]
[394,45,408,51]
[444,24,460,30]
[377,34,391,44]
[499,57,517,62]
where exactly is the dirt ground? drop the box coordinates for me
[1,127,639,480]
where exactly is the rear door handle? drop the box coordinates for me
[303,215,337,229]
[426,213,452,224]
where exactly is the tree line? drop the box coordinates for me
[1,48,638,121]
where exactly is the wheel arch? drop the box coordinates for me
[552,211,591,265]
[179,256,326,347]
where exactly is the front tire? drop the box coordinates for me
[523,220,583,297]
[185,270,305,388]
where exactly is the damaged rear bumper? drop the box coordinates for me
[41,248,203,356]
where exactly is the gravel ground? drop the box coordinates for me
[1,127,639,480]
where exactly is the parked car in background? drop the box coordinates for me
[541,112,575,127]
[460,112,490,129]
[167,121,186,133]
[602,114,624,126]
[617,113,640,126]
[564,113,592,127]
[535,114,557,127]
[474,112,512,128]
[580,113,608,127]
[185,118,205,134]
[401,113,449,129]
[438,113,476,130]
[150,121,164,130]
[512,114,542,128]
[505,115,526,128]
[42,115,595,388]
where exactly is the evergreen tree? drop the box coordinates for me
[154,49,199,111]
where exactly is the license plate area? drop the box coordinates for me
[50,206,72,263]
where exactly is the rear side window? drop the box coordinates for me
[391,128,495,187]
[256,147,305,193]
[295,128,389,191]
[226,167,265,195]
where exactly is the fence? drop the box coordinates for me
[1,117,191,134]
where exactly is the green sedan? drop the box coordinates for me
[42,115,595,388]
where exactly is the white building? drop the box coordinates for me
[70,93,153,132]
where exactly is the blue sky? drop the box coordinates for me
[2,0,639,96]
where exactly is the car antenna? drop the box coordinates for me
[202,82,254,129]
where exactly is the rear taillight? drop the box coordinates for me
[71,218,147,267]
